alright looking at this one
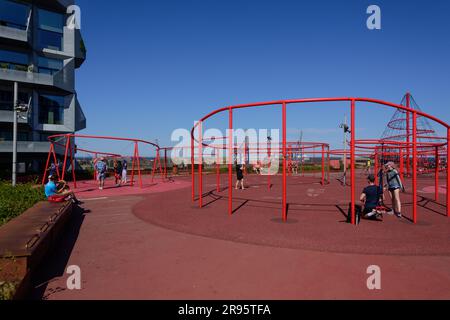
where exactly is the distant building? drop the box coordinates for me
[0,0,86,175]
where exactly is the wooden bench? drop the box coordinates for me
[0,200,73,299]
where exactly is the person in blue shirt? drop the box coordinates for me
[45,175,81,204]
[360,174,383,220]
[95,157,107,190]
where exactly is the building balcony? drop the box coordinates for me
[0,110,30,125]
[0,140,51,154]
[0,64,74,93]
[0,24,30,44]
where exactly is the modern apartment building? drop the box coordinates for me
[0,0,86,175]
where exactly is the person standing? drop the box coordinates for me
[384,161,404,218]
[235,161,245,190]
[95,157,107,190]
[113,160,122,186]
[121,160,128,184]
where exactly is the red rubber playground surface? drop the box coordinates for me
[31,172,450,300]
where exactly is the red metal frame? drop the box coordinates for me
[190,96,450,224]
[42,134,163,188]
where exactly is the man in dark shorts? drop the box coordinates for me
[360,174,383,220]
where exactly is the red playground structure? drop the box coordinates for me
[190,94,450,225]
[41,134,165,188]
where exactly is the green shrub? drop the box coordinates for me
[0,182,45,227]
[0,281,17,300]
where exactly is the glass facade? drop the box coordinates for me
[39,94,65,125]
[0,0,30,30]
[0,88,29,111]
[38,56,63,75]
[0,49,28,71]
[38,9,64,51]
[0,130,30,141]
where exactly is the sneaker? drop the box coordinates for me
[366,210,377,218]
[395,212,402,219]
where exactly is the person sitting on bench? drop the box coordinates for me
[360,174,383,220]
[45,175,82,204]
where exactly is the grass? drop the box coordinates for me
[0,181,46,227]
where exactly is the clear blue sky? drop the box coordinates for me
[75,0,450,156]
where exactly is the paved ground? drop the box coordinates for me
[31,174,450,299]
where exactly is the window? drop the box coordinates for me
[0,49,28,71]
[38,56,63,75]
[0,88,29,111]
[39,94,65,125]
[0,130,29,141]
[0,0,30,30]
[38,9,64,51]
[38,29,64,51]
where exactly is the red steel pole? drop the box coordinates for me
[131,144,136,186]
[52,146,60,180]
[412,112,418,224]
[399,147,404,182]
[282,102,287,221]
[447,128,450,218]
[268,138,271,190]
[199,121,203,208]
[374,147,378,185]
[350,100,356,225]
[164,149,167,179]
[406,93,411,177]
[191,134,195,202]
[228,108,233,216]
[151,149,158,182]
[321,144,325,185]
[93,153,97,181]
[61,135,70,181]
[435,146,439,202]
[42,143,53,185]
[70,142,77,188]
[136,143,143,188]
[327,146,330,183]
[216,149,220,192]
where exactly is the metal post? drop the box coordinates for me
[12,82,18,187]
[42,143,53,185]
[343,114,347,186]
[216,149,220,192]
[406,93,411,177]
[350,100,356,225]
[282,102,287,221]
[70,142,77,188]
[374,147,378,185]
[191,134,195,201]
[321,145,325,185]
[399,147,404,182]
[228,108,233,216]
[164,149,167,179]
[447,128,450,218]
[61,135,70,181]
[412,112,418,224]
[199,121,203,208]
[136,143,143,188]
[435,146,439,202]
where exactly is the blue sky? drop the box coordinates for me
[74,0,450,156]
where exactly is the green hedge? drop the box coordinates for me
[0,182,46,227]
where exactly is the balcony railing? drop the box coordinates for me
[0,64,74,92]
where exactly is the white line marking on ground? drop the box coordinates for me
[80,197,109,201]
